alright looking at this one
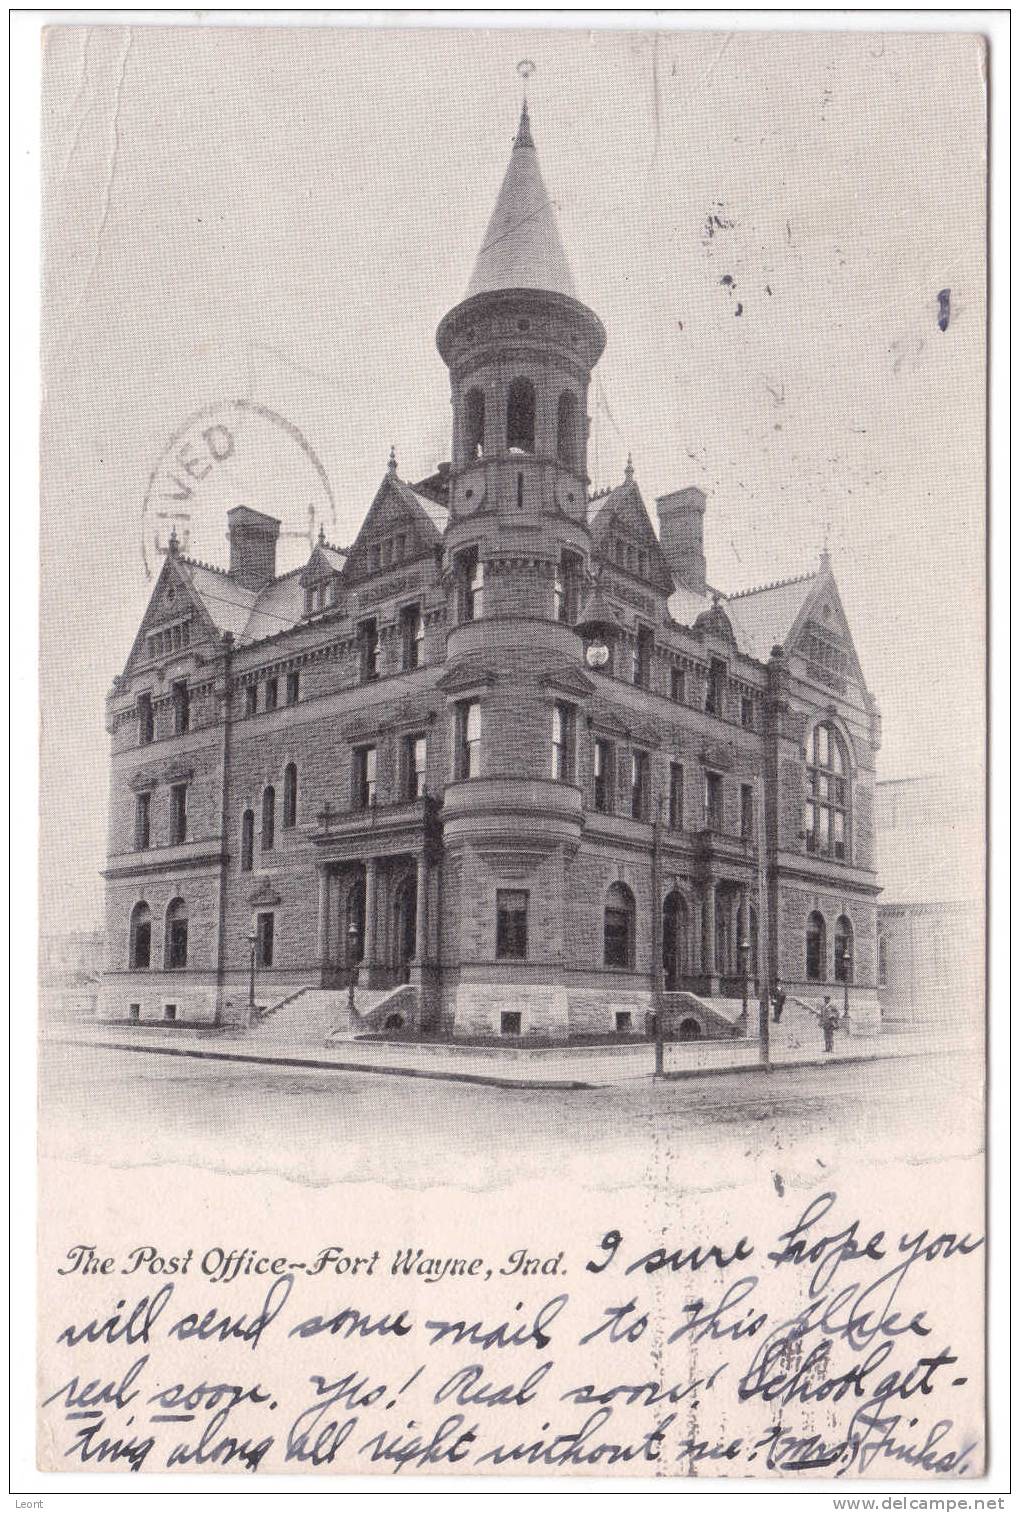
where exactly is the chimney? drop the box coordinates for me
[656,487,707,593]
[226,507,281,590]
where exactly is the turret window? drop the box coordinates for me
[464,388,485,460]
[455,700,481,779]
[551,703,575,782]
[556,390,579,468]
[554,551,582,624]
[457,549,484,623]
[507,377,535,452]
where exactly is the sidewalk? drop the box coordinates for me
[54,1020,934,1091]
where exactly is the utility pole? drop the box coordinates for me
[755,769,771,1068]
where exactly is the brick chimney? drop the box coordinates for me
[226,507,281,590]
[656,487,707,593]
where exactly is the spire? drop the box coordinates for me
[168,524,179,556]
[624,453,634,482]
[514,97,534,150]
[465,99,578,301]
[387,445,398,475]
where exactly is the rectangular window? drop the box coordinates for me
[405,733,427,800]
[741,695,754,730]
[705,658,726,717]
[669,763,684,830]
[496,889,528,960]
[172,679,190,735]
[500,1011,522,1037]
[458,549,484,623]
[164,1004,177,1022]
[134,791,151,851]
[805,800,817,851]
[353,746,377,809]
[670,667,685,704]
[256,911,275,969]
[630,749,649,820]
[129,1003,140,1022]
[833,810,846,860]
[704,771,722,831]
[264,677,278,713]
[137,693,154,745]
[169,784,188,845]
[359,619,379,682]
[455,700,481,779]
[401,603,424,671]
[244,683,257,717]
[741,783,754,841]
[632,626,653,689]
[594,738,613,815]
[551,702,574,782]
[286,671,300,706]
[615,1011,633,1034]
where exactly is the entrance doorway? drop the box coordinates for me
[393,873,417,982]
[662,890,689,991]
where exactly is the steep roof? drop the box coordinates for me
[177,559,258,639]
[239,572,306,644]
[588,473,675,596]
[466,100,578,301]
[724,571,819,662]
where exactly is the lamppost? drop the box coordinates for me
[247,927,258,1021]
[842,946,852,1027]
[347,920,360,1018]
[739,937,750,1033]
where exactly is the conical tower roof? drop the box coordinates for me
[466,101,578,301]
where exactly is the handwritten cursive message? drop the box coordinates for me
[37,1191,984,1479]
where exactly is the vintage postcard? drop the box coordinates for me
[27,16,993,1492]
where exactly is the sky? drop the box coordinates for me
[39,23,986,930]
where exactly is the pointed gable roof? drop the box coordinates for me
[466,101,578,301]
[342,462,445,584]
[588,475,675,596]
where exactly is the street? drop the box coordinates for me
[40,1035,982,1195]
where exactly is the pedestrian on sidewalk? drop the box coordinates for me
[772,988,786,1025]
[821,996,837,1054]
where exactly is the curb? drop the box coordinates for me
[61,1037,595,1093]
[656,1046,927,1081]
[53,1034,928,1093]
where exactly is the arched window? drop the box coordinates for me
[129,902,151,970]
[262,786,275,852]
[556,390,579,468]
[507,377,535,452]
[463,388,485,460]
[806,722,850,860]
[834,915,854,983]
[165,898,188,970]
[283,763,298,828]
[806,910,826,982]
[240,809,254,872]
[604,882,636,969]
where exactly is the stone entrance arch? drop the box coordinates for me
[662,890,690,991]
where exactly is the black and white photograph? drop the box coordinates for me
[15,12,1000,1496]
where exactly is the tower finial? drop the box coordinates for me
[624,452,634,482]
[168,524,179,555]
[515,60,536,148]
[388,444,398,475]
[318,522,326,545]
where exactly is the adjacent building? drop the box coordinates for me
[98,101,882,1040]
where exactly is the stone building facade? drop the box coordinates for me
[98,102,882,1039]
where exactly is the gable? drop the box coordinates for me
[791,575,866,692]
[122,553,222,677]
[589,482,674,596]
[343,473,443,586]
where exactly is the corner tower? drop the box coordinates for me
[436,101,606,523]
